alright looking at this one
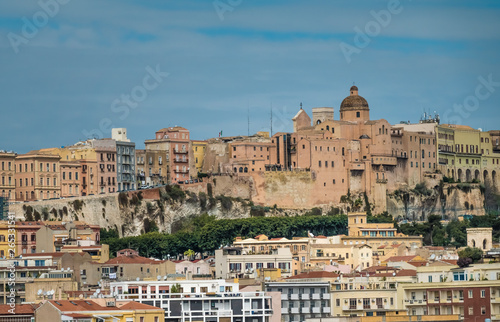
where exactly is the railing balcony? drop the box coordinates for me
[174,149,188,154]
[174,158,189,163]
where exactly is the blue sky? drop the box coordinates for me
[1,0,500,153]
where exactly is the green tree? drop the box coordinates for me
[458,247,483,267]
[184,249,195,260]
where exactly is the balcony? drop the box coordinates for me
[174,149,188,154]
[290,308,299,314]
[174,169,189,174]
[311,307,321,314]
[174,158,188,163]
[299,307,310,314]
[321,293,330,300]
[312,293,321,300]
[289,294,299,300]
[281,294,288,301]
[300,294,309,300]
[281,308,288,314]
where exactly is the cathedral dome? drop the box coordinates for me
[340,86,369,112]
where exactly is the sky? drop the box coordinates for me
[1,0,500,153]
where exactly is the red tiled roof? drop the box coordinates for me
[47,300,116,312]
[441,259,458,265]
[0,304,38,315]
[120,301,162,310]
[104,255,164,265]
[385,255,418,262]
[286,271,339,280]
[407,261,428,268]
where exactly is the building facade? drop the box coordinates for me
[112,128,136,191]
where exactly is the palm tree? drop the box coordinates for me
[184,249,195,260]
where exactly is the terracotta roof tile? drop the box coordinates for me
[286,271,339,280]
[120,301,162,310]
[0,304,38,315]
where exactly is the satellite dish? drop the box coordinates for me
[157,275,161,280]
[19,255,22,259]
[163,276,167,280]
[96,289,101,294]
[136,277,140,281]
[79,294,84,299]
[51,290,55,295]
[67,267,71,271]
[37,289,42,295]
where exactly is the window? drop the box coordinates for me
[481,306,486,315]
[481,289,486,298]
[468,307,473,316]
[468,290,473,298]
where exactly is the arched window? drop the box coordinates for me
[326,125,330,131]
[316,120,321,125]
[239,167,243,173]
[356,112,360,118]
[244,167,248,173]
[483,239,487,250]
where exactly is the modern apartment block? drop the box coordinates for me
[265,282,331,322]
[110,279,276,322]
[112,128,136,191]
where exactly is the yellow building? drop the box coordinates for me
[191,140,207,173]
[342,212,423,250]
[0,221,11,258]
[35,299,165,322]
[437,124,500,184]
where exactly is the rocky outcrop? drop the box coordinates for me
[387,183,486,221]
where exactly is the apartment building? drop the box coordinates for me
[15,152,61,201]
[233,234,310,265]
[110,279,276,322]
[438,124,500,185]
[0,150,16,202]
[59,160,81,198]
[144,127,191,185]
[112,128,136,191]
[265,282,331,322]
[342,212,423,251]
[391,121,438,188]
[215,247,299,279]
[80,248,175,286]
[192,140,207,173]
[35,221,101,253]
[35,299,164,322]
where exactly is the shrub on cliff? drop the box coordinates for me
[118,192,129,207]
[216,195,233,211]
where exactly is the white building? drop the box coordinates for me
[265,282,331,322]
[110,279,277,322]
[215,247,297,279]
